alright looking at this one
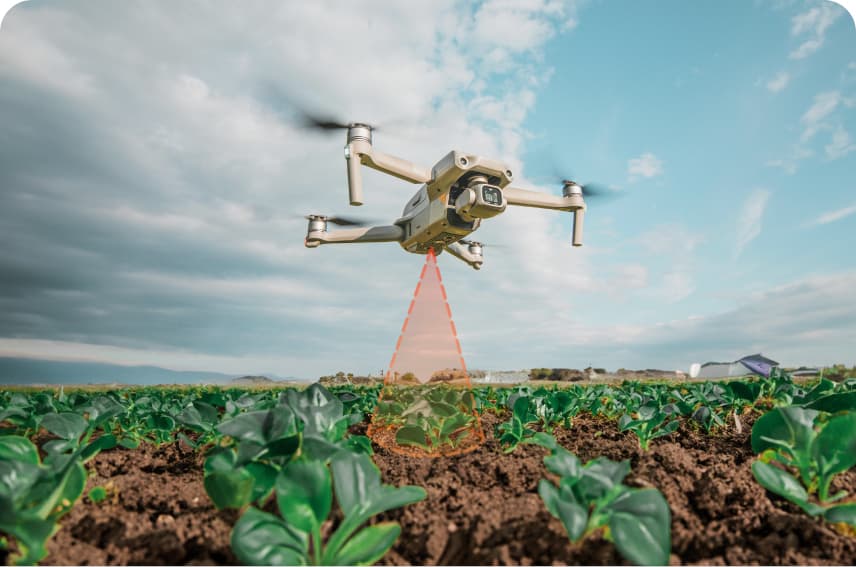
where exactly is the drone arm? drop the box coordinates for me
[305,224,404,247]
[345,137,431,206]
[503,187,587,247]
[360,150,432,184]
[503,187,584,211]
[444,242,483,270]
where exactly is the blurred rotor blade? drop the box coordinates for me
[300,214,376,227]
[326,215,373,226]
[578,182,621,200]
[257,81,353,132]
[299,111,351,131]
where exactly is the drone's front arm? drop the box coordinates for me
[444,241,483,270]
[345,125,432,206]
[305,224,404,247]
[503,187,587,247]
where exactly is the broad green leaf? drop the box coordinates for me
[301,436,345,462]
[538,479,560,517]
[0,436,39,464]
[804,392,856,413]
[80,434,117,462]
[751,407,818,455]
[607,489,671,566]
[824,503,856,526]
[651,419,680,439]
[0,516,56,565]
[204,469,254,509]
[217,408,296,445]
[0,460,41,509]
[395,425,429,449]
[334,522,400,566]
[85,396,125,425]
[813,412,856,477]
[283,384,346,440]
[203,448,236,474]
[555,495,588,542]
[344,435,373,455]
[39,460,87,520]
[231,507,307,566]
[512,396,532,423]
[525,432,558,450]
[576,458,631,502]
[247,462,278,503]
[331,451,380,518]
[751,461,822,515]
[429,401,458,418]
[544,447,581,478]
[264,435,301,459]
[276,459,332,534]
[40,413,87,441]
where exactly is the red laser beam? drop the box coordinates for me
[384,248,467,384]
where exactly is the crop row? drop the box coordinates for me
[1,371,854,565]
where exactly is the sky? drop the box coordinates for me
[0,0,854,380]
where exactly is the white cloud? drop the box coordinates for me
[808,203,856,226]
[635,224,704,303]
[766,71,790,93]
[769,90,851,172]
[0,0,589,378]
[825,125,856,159]
[467,271,856,370]
[627,152,664,181]
[788,3,844,59]
[735,189,771,258]
[801,90,840,141]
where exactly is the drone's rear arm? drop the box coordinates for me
[503,187,586,247]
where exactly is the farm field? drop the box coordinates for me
[1,373,855,566]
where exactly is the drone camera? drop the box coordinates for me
[454,183,506,222]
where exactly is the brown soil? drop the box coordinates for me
[369,412,856,566]
[42,440,238,566]
[24,411,856,566]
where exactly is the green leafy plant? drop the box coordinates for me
[0,430,108,565]
[393,389,476,452]
[230,451,426,566]
[87,486,108,504]
[751,406,856,526]
[204,384,371,510]
[618,402,679,450]
[533,435,671,566]
[497,394,539,453]
[204,405,301,509]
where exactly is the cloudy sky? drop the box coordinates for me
[0,0,854,380]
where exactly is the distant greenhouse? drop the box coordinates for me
[695,353,779,379]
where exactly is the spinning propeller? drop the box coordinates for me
[302,214,375,227]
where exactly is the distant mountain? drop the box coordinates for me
[0,357,236,385]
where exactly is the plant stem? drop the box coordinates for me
[312,524,322,565]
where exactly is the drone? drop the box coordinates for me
[303,119,611,270]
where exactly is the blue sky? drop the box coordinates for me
[0,0,854,379]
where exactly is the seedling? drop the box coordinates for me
[87,486,108,504]
[497,394,539,453]
[751,406,856,526]
[532,434,672,566]
[230,451,426,566]
[618,402,679,451]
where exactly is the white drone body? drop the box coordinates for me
[304,124,586,270]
